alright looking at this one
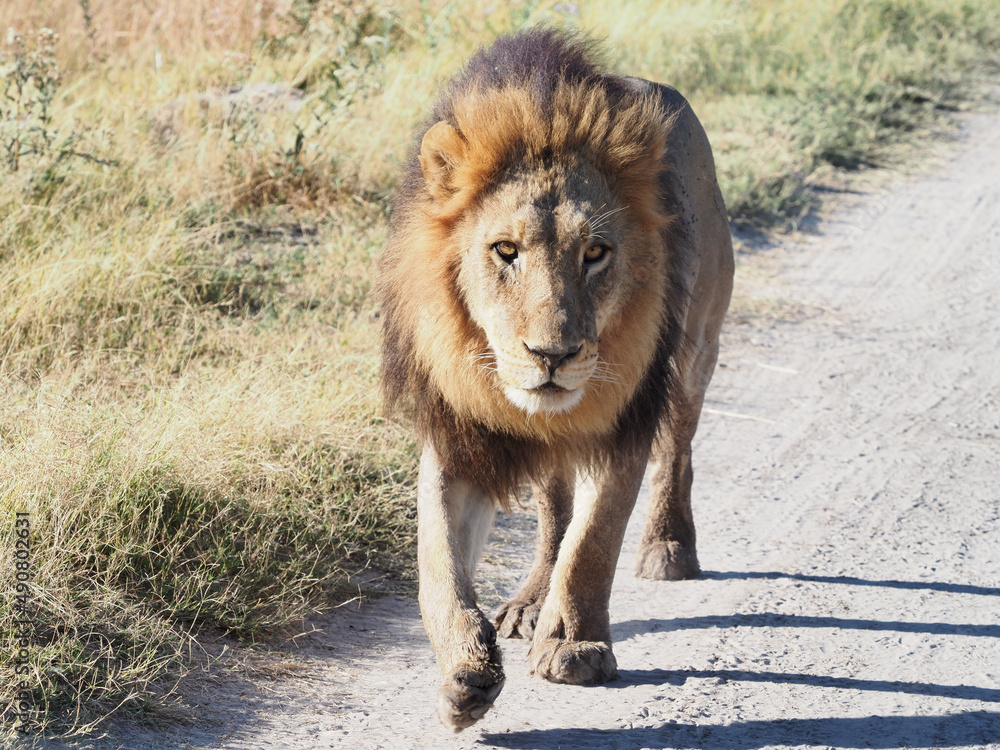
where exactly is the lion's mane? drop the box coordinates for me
[377,29,688,504]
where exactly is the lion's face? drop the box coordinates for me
[455,161,635,415]
[381,87,671,443]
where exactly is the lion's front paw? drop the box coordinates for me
[634,540,700,581]
[495,597,543,640]
[528,638,617,685]
[436,661,505,733]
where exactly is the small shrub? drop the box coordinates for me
[0,27,115,198]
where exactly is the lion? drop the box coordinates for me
[376,29,733,732]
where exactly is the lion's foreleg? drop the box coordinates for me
[495,464,574,639]
[416,445,504,732]
[527,448,648,685]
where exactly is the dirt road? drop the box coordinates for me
[89,111,1000,750]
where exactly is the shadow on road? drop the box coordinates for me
[480,711,1000,749]
[613,613,1000,641]
[700,570,1000,597]
[614,668,1000,704]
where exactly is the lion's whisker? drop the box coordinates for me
[591,207,618,227]
[468,350,499,382]
[590,357,624,386]
[584,202,608,228]
[589,205,628,234]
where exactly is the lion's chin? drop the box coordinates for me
[503,385,585,415]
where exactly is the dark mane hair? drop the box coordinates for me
[395,29,648,231]
[379,28,687,504]
[437,27,603,113]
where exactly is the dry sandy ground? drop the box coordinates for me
[62,110,1000,750]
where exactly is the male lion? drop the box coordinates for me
[377,29,733,732]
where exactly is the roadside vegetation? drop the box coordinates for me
[1,0,997,738]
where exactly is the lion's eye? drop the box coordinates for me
[492,241,518,264]
[584,245,611,264]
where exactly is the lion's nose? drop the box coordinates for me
[524,343,582,374]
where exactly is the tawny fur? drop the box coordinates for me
[376,28,733,733]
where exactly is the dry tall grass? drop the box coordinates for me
[1,0,998,738]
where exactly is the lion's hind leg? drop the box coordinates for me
[634,406,701,581]
[495,464,573,640]
[635,353,715,581]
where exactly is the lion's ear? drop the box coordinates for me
[419,121,466,203]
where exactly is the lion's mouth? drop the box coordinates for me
[533,381,566,392]
[504,382,584,415]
